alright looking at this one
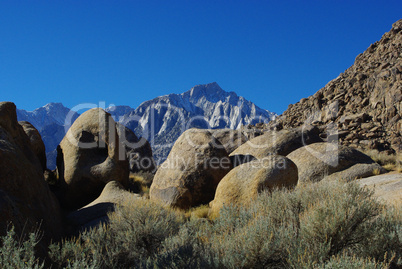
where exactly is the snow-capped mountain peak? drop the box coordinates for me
[108,83,276,162]
[17,83,276,167]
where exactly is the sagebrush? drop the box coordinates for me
[2,180,401,268]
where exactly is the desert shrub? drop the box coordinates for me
[355,203,402,260]
[203,180,401,268]
[145,218,217,268]
[314,254,393,269]
[286,182,382,267]
[45,180,401,268]
[49,199,184,268]
[0,227,44,269]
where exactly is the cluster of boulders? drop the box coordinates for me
[0,99,394,250]
[0,103,156,241]
[149,126,385,214]
[264,19,402,154]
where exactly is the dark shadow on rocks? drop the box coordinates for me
[230,154,257,167]
[66,202,115,235]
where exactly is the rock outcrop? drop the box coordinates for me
[359,173,402,204]
[116,122,156,173]
[211,128,248,154]
[0,102,62,243]
[270,19,402,154]
[210,155,298,216]
[67,181,140,232]
[56,108,129,209]
[230,126,322,161]
[150,128,232,209]
[287,143,386,184]
[19,121,47,171]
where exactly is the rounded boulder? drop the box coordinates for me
[230,126,321,161]
[149,128,232,209]
[116,122,156,173]
[210,155,298,216]
[211,128,248,154]
[287,142,386,184]
[57,108,129,209]
[19,121,47,171]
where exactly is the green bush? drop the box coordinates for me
[49,199,184,268]
[314,254,392,269]
[0,227,44,269]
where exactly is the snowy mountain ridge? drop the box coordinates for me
[106,82,276,162]
[17,82,276,167]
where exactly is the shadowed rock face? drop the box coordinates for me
[115,122,156,173]
[57,108,129,209]
[287,142,386,184]
[19,121,47,171]
[210,155,298,216]
[211,128,249,155]
[0,102,62,245]
[67,181,141,233]
[272,19,402,154]
[150,128,233,209]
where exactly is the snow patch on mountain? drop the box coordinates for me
[17,83,276,168]
[107,82,276,163]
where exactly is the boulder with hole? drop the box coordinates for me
[56,108,129,209]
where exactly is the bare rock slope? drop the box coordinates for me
[272,19,402,154]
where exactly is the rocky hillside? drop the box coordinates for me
[271,19,402,153]
[107,82,276,163]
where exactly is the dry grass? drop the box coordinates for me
[128,171,154,197]
[184,204,210,219]
[364,150,401,172]
[372,168,382,175]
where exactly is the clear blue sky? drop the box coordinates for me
[1,1,401,114]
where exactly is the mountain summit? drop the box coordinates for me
[107,82,276,162]
[16,102,78,130]
[17,83,275,167]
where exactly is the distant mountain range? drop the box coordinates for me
[17,82,276,169]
